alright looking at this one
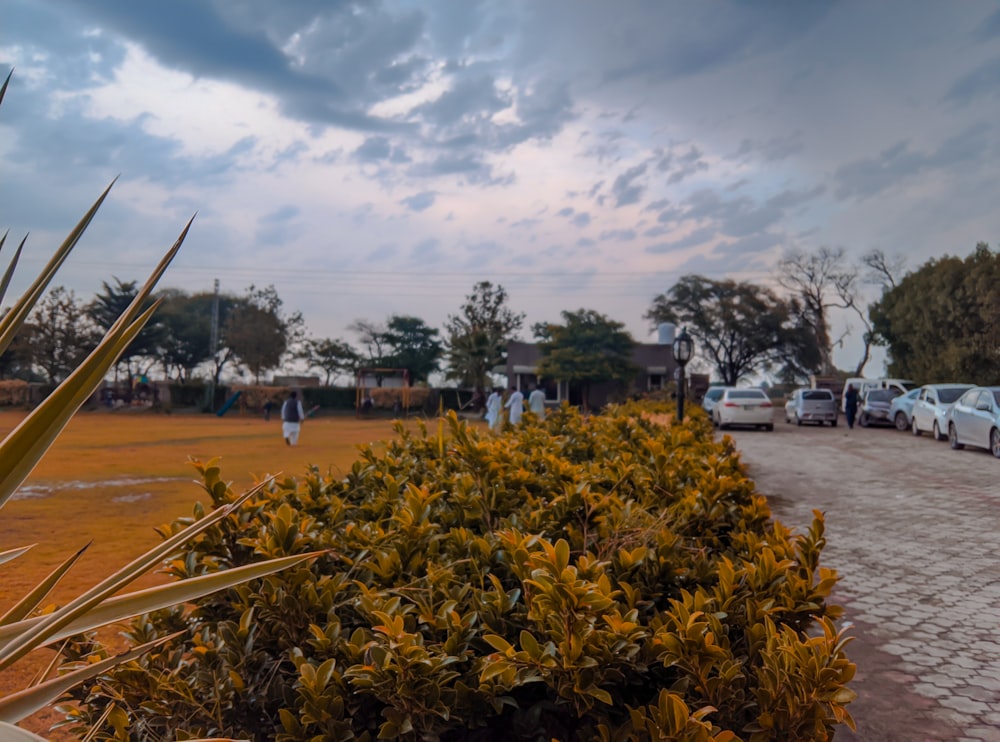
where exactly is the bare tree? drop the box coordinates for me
[861,249,905,291]
[776,247,857,375]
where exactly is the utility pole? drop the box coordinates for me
[206,278,220,412]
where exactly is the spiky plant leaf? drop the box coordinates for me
[0,721,47,741]
[0,233,27,307]
[0,633,183,723]
[0,545,34,567]
[0,544,90,626]
[0,480,270,670]
[0,551,323,652]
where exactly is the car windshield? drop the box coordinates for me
[728,390,767,400]
[705,388,725,401]
[866,390,896,402]
[938,387,969,404]
[803,390,833,400]
[993,391,1000,406]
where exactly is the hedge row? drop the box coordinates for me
[61,403,854,741]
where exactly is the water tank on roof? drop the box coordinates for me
[657,323,676,345]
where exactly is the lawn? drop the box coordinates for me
[1,407,436,734]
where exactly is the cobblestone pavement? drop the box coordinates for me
[723,418,1000,742]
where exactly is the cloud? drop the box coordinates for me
[945,57,1000,105]
[400,191,436,212]
[611,162,647,207]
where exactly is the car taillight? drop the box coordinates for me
[723,402,738,407]
[760,402,773,408]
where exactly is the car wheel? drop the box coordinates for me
[911,417,921,436]
[991,429,1000,459]
[859,413,870,428]
[894,412,908,431]
[766,423,774,431]
[831,418,838,427]
[932,421,943,441]
[949,423,964,450]
[795,413,802,426]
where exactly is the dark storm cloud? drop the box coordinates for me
[833,123,993,200]
[945,57,1000,105]
[400,191,436,212]
[611,162,647,208]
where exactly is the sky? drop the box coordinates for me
[2,0,999,378]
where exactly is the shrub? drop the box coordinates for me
[64,403,854,741]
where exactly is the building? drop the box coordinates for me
[503,340,677,409]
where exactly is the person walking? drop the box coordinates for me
[528,382,546,419]
[485,387,502,432]
[281,391,306,446]
[505,385,525,425]
[844,384,859,429]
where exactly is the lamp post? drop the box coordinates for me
[672,326,693,422]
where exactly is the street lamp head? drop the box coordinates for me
[672,326,694,366]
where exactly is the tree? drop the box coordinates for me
[22,286,101,384]
[224,285,304,384]
[645,275,821,385]
[155,290,214,382]
[444,281,525,397]
[870,242,1000,384]
[534,309,637,411]
[301,337,359,385]
[88,278,163,379]
[775,247,860,375]
[383,314,442,383]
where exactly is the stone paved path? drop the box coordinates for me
[723,417,1000,741]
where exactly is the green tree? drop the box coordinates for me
[23,286,101,384]
[645,275,821,385]
[224,285,304,384]
[870,242,1000,383]
[383,314,442,383]
[302,337,359,385]
[444,281,524,397]
[534,308,637,411]
[88,277,163,379]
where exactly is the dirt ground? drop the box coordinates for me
[723,411,1000,741]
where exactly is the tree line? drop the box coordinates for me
[1,241,995,392]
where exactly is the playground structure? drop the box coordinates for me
[355,368,411,417]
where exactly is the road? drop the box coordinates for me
[723,416,1000,742]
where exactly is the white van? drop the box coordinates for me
[841,377,916,413]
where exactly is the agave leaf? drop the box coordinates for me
[0,233,27,307]
[0,632,184,724]
[0,543,90,627]
[0,181,116,358]
[0,551,324,651]
[0,304,158,509]
[0,480,269,670]
[0,721,47,741]
[0,545,35,566]
[0,68,10,107]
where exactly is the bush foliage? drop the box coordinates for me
[63,403,853,741]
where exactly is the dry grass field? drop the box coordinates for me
[1,407,428,735]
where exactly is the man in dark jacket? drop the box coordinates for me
[844,385,859,429]
[281,391,305,445]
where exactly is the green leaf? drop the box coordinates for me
[482,634,513,653]
[0,233,26,308]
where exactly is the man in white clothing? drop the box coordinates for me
[281,391,306,446]
[504,385,524,425]
[485,388,502,431]
[528,382,546,419]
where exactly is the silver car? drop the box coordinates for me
[911,384,974,441]
[785,388,838,426]
[947,386,1000,457]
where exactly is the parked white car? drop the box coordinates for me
[947,386,1000,457]
[785,388,838,426]
[713,388,774,431]
[911,384,974,441]
[701,386,728,415]
[889,388,921,431]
